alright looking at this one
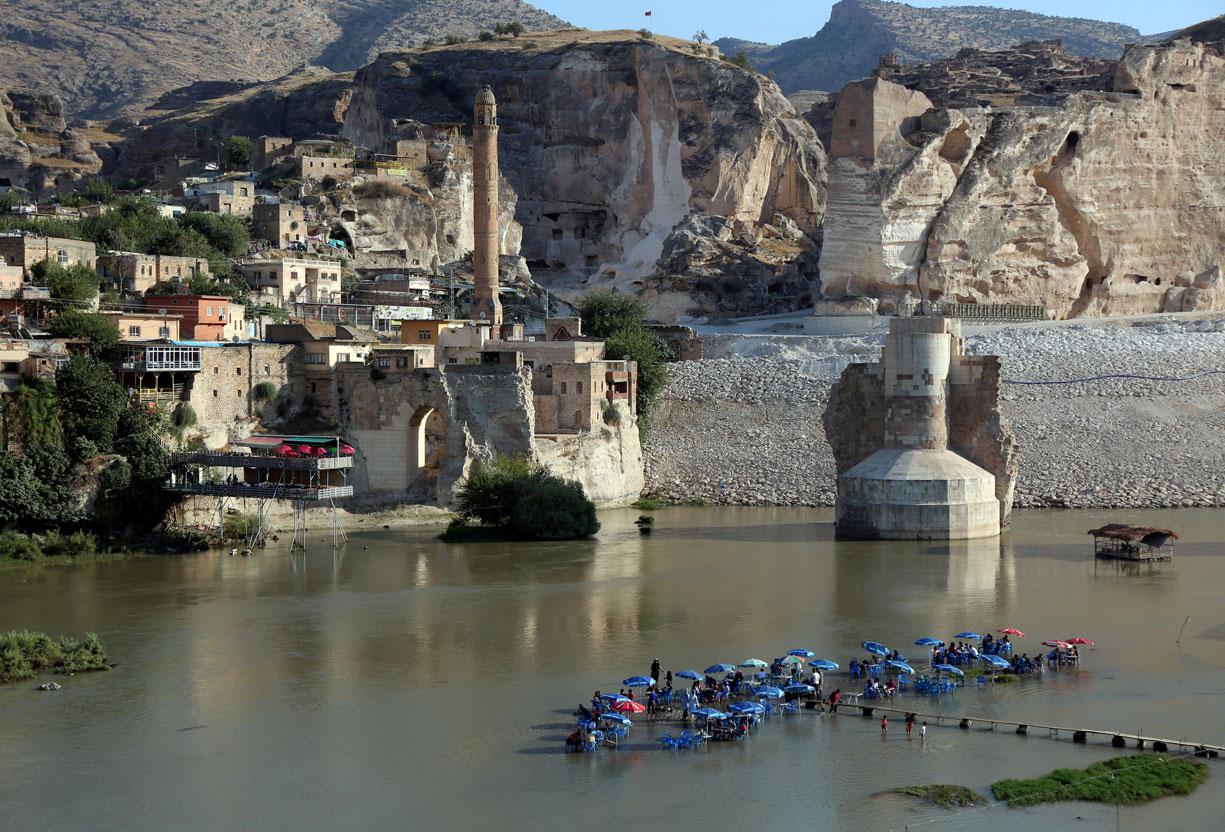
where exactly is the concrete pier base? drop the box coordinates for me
[836,448,1000,540]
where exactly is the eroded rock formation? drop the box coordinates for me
[818,38,1225,318]
[0,89,103,199]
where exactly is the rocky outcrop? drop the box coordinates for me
[340,32,826,317]
[0,89,103,199]
[817,39,1225,318]
[716,0,1141,95]
[533,402,644,506]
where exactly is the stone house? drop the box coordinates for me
[297,155,354,182]
[253,136,293,170]
[0,257,22,294]
[238,257,343,305]
[101,310,181,341]
[143,294,231,340]
[197,191,255,216]
[0,234,96,277]
[0,339,28,393]
[265,321,378,406]
[97,251,211,294]
[252,202,307,248]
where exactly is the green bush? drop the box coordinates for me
[478,30,495,42]
[452,455,599,540]
[57,356,127,456]
[47,309,120,352]
[253,381,279,402]
[31,260,101,302]
[578,290,650,339]
[0,530,44,561]
[13,380,62,446]
[172,402,198,428]
[991,756,1209,808]
[0,630,110,683]
[602,400,621,426]
[632,496,663,510]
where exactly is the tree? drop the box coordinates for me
[578,290,649,339]
[225,136,253,170]
[13,380,61,446]
[56,356,127,457]
[506,21,525,37]
[731,51,754,71]
[511,478,599,540]
[693,30,709,44]
[478,30,495,42]
[31,260,100,302]
[604,326,671,420]
[179,211,250,257]
[47,309,120,352]
[444,33,463,45]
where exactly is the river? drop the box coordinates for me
[2,507,1222,831]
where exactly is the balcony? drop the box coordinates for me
[116,345,202,372]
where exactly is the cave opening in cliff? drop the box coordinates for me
[1060,131,1080,160]
[329,225,353,250]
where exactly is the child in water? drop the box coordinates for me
[881,715,888,734]
[920,721,927,739]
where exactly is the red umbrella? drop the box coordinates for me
[312,446,328,457]
[275,444,296,456]
[340,443,356,456]
[298,445,313,455]
[613,700,645,713]
[1041,640,1072,649]
[998,628,1025,637]
[1065,637,1094,646]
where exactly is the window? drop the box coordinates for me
[337,353,350,362]
[576,382,582,394]
[396,357,408,368]
[214,366,219,374]
[129,326,141,337]
[206,306,214,316]
[236,367,242,376]
[264,364,271,375]
[418,331,432,341]
[447,357,457,364]
[159,327,170,338]
[236,389,242,397]
[212,389,218,398]
[560,382,567,394]
[57,250,69,265]
[378,356,390,369]
[306,353,325,365]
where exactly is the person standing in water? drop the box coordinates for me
[920,721,927,740]
[650,658,662,684]
[905,713,915,737]
[881,715,888,734]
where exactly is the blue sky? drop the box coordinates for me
[531,1,1218,44]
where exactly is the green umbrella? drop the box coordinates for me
[738,659,768,669]
[781,655,805,665]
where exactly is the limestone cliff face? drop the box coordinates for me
[339,33,826,311]
[819,40,1225,318]
[532,402,644,506]
[0,89,103,199]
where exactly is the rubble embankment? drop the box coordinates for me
[644,317,1225,509]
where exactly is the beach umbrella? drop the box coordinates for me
[998,628,1025,637]
[955,632,983,640]
[297,445,313,455]
[1065,637,1094,646]
[885,659,915,674]
[781,655,805,665]
[861,641,889,657]
[622,676,654,688]
[739,659,768,669]
[915,637,943,647]
[788,649,815,658]
[982,654,1011,669]
[784,683,815,693]
[675,669,703,681]
[729,702,764,714]
[599,712,632,726]
[598,693,628,702]
[933,663,965,677]
[811,660,839,671]
[613,699,646,713]
[704,663,735,675]
[692,707,726,720]
[755,686,784,699]
[1041,640,1072,649]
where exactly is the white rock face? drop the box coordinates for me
[533,403,644,507]
[819,40,1225,319]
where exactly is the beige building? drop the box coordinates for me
[97,252,211,294]
[238,257,342,305]
[265,321,378,403]
[0,258,22,295]
[0,235,97,277]
[197,191,254,216]
[253,136,293,170]
[0,339,28,393]
[252,202,307,247]
[297,155,354,182]
[370,343,435,371]
[101,310,182,341]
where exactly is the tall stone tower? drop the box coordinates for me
[472,85,503,326]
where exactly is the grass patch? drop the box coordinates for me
[893,785,981,809]
[0,630,110,684]
[991,756,1209,808]
[632,496,663,510]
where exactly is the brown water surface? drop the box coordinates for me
[1,507,1223,831]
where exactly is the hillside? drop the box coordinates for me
[0,0,567,119]
[715,0,1141,93]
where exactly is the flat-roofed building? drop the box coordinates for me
[238,257,343,305]
[101,310,182,341]
[97,251,211,294]
[0,235,96,277]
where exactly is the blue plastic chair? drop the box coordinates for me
[898,674,910,690]
[659,732,678,749]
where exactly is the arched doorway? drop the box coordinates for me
[409,406,446,474]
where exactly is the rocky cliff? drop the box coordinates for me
[0,0,566,118]
[0,89,104,199]
[817,38,1225,319]
[716,0,1142,95]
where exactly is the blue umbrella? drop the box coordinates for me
[983,654,1011,669]
[788,649,815,658]
[885,659,915,674]
[933,663,965,677]
[599,712,632,725]
[784,683,815,693]
[675,669,703,681]
[704,663,735,675]
[598,693,628,702]
[755,686,784,698]
[692,707,727,720]
[811,659,839,671]
[622,675,654,688]
[915,637,944,647]
[729,702,765,714]
[862,641,889,656]
[955,632,983,640]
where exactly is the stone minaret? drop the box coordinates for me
[472,85,503,326]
